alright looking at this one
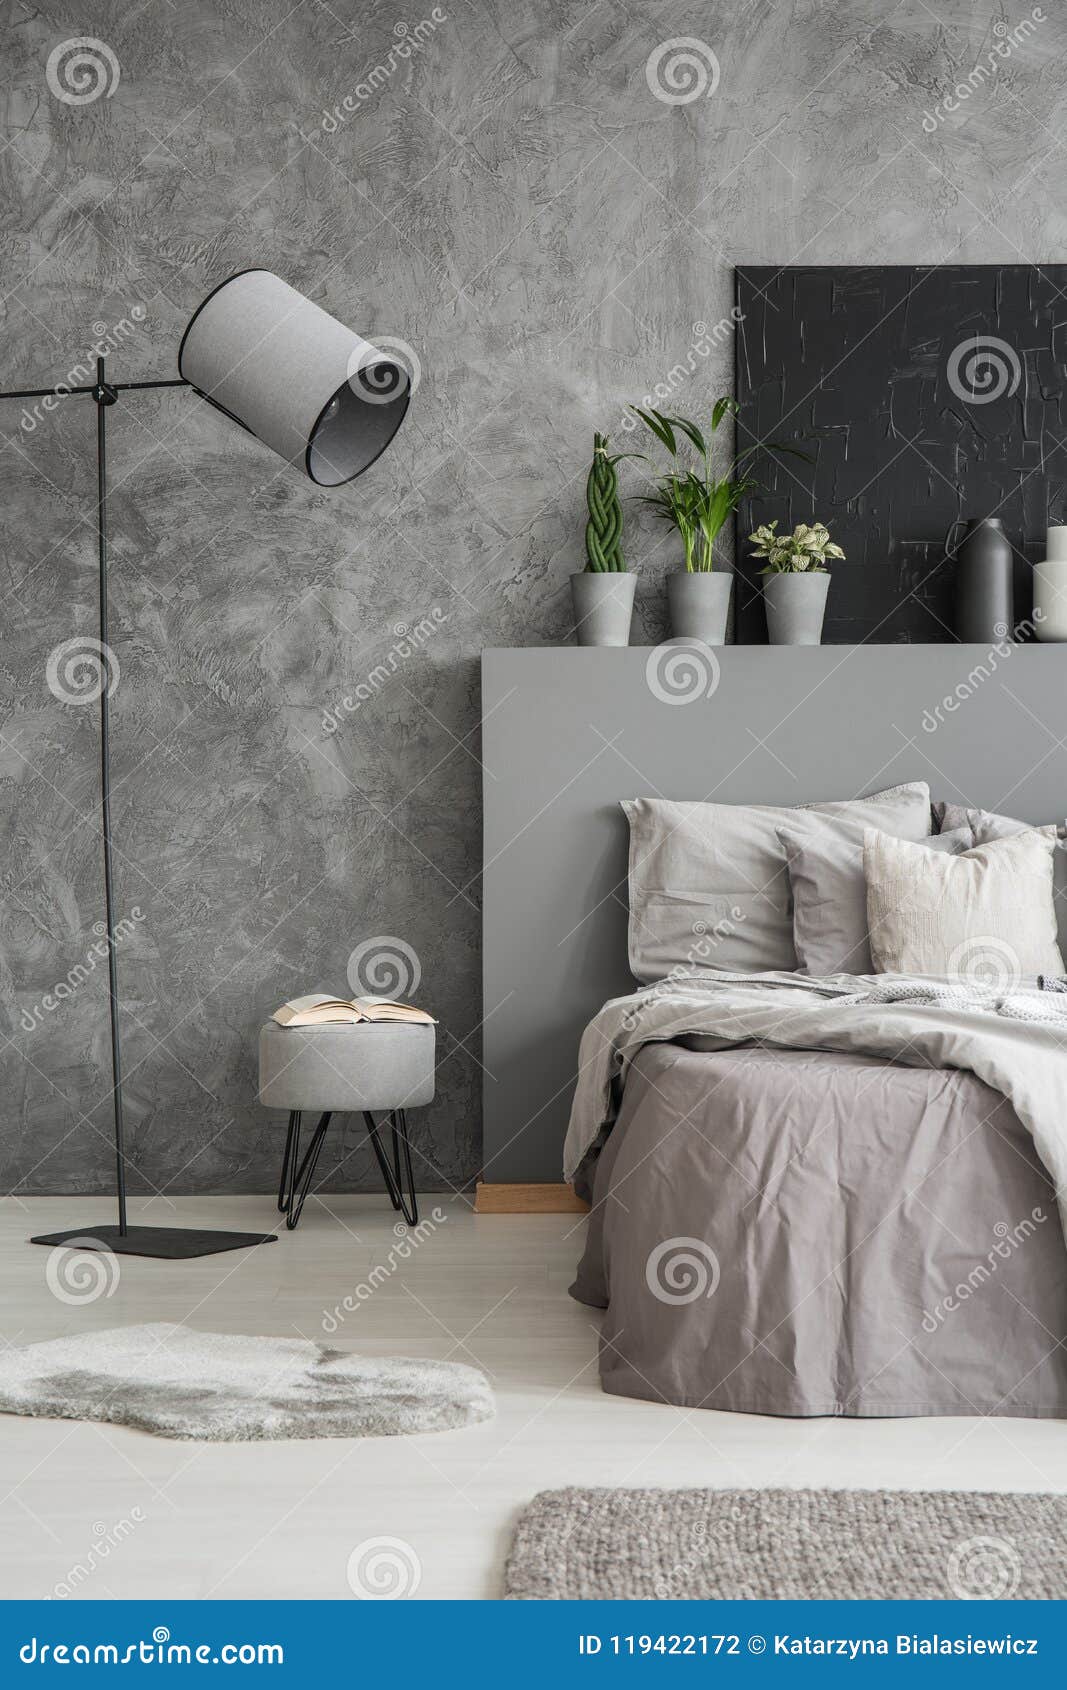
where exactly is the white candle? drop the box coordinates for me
[1034,558,1067,639]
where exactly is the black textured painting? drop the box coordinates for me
[733,265,1067,643]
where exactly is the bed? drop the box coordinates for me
[562,817,1067,1417]
[571,1039,1067,1418]
[481,647,1067,1417]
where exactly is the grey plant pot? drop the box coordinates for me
[667,570,733,644]
[762,571,830,645]
[570,572,636,647]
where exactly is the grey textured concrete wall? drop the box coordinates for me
[0,0,1062,1195]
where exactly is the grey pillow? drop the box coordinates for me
[623,782,932,981]
[780,823,973,976]
[934,802,1067,960]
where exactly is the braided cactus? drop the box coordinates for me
[584,432,625,572]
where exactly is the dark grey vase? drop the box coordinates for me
[954,517,1013,643]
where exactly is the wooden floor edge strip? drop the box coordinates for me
[473,1181,589,1214]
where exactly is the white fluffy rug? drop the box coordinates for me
[0,1323,494,1441]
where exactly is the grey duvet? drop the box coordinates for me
[569,976,1067,1418]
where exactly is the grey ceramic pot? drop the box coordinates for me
[667,570,732,643]
[570,572,636,647]
[762,571,830,645]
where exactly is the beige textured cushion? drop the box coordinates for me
[935,801,1067,958]
[622,783,932,980]
[865,827,1065,980]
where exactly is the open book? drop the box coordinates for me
[272,993,435,1029]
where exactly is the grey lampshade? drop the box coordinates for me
[178,270,410,486]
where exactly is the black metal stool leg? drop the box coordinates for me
[278,1111,299,1213]
[364,1112,402,1210]
[279,1111,331,1230]
[392,1110,418,1227]
[362,1110,418,1226]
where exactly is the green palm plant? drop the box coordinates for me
[631,398,806,572]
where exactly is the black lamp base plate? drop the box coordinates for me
[29,1225,277,1259]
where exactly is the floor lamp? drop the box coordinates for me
[6,269,412,1258]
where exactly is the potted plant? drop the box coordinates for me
[748,520,845,644]
[632,399,804,643]
[571,432,635,646]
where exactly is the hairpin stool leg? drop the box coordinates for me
[391,1110,418,1227]
[364,1111,401,1211]
[278,1111,331,1229]
[278,1111,299,1213]
[363,1110,418,1226]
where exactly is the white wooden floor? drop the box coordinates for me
[1,1194,1065,1600]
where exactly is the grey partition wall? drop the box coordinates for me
[481,644,1067,1184]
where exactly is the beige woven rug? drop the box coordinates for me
[505,1487,1067,1600]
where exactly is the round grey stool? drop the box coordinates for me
[258,1022,435,1229]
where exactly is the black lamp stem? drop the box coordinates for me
[0,354,278,1259]
[92,357,128,1234]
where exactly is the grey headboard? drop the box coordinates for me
[481,643,1067,1183]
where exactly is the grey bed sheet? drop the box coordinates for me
[571,1042,1067,1418]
